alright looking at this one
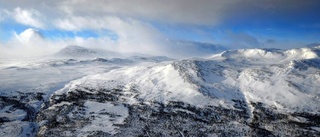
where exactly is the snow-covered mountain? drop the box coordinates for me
[0,46,319,136]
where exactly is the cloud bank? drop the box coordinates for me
[0,0,319,58]
[13,7,45,28]
[2,0,318,26]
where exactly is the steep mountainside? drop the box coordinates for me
[0,46,319,136]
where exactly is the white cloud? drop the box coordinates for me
[0,21,168,58]
[54,16,169,55]
[13,7,45,28]
[0,28,76,58]
[0,26,227,59]
[56,0,320,26]
[1,0,319,26]
[1,0,317,58]
[15,28,44,42]
[57,0,230,25]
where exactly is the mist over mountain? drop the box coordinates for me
[170,41,228,57]
[54,45,100,58]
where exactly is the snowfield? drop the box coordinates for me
[0,45,320,136]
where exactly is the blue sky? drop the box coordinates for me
[0,0,320,57]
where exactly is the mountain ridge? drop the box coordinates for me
[0,46,319,136]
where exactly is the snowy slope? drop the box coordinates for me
[206,46,320,112]
[37,46,319,136]
[0,46,320,136]
[56,46,320,112]
[0,55,172,136]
